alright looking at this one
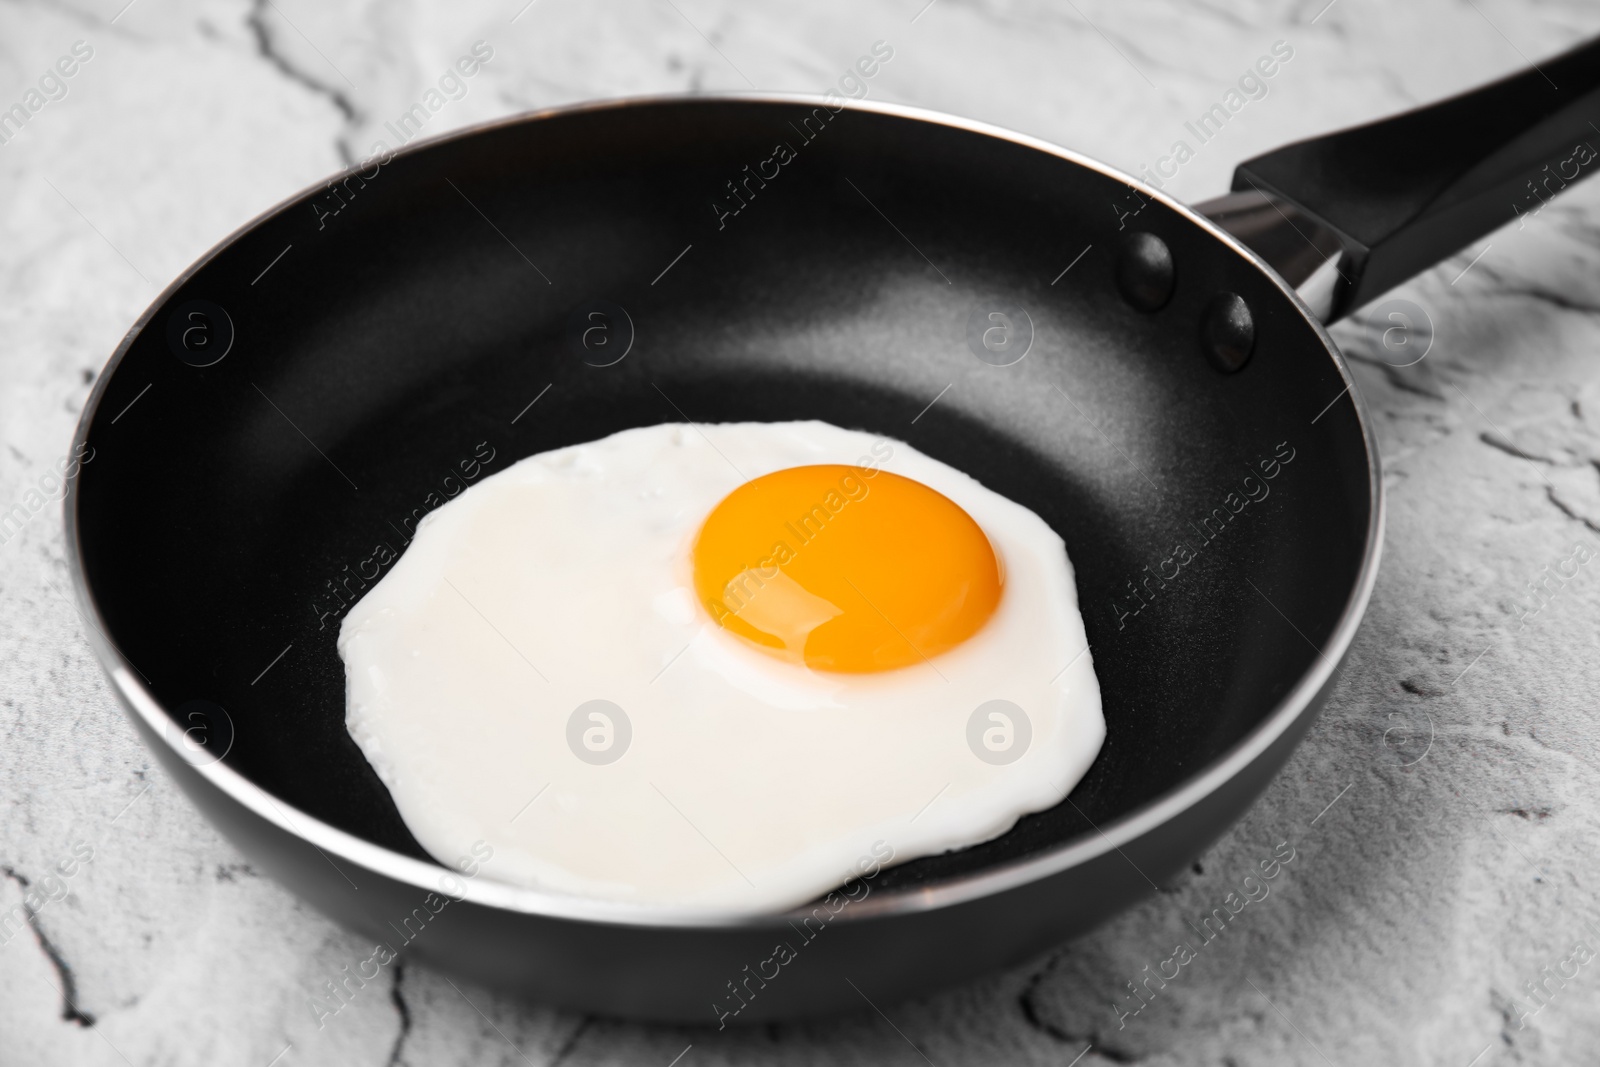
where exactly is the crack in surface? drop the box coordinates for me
[385,960,411,1067]
[1015,957,1137,1062]
[1500,807,1553,821]
[1479,431,1562,465]
[548,1016,593,1067]
[1456,258,1600,330]
[0,864,94,1027]
[1492,285,1600,317]
[1342,349,1446,401]
[1545,484,1600,535]
[245,0,358,164]
[214,861,258,882]
[1016,963,1076,1043]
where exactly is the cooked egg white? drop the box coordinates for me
[338,421,1103,913]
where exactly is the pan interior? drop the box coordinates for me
[75,100,1372,898]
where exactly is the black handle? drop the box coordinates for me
[1227,35,1600,322]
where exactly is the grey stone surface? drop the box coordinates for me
[4,0,1600,1063]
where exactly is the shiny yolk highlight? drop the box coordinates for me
[691,464,1002,672]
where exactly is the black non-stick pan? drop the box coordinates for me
[66,37,1600,1023]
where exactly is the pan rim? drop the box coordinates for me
[64,90,1385,929]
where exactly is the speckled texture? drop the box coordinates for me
[4,1,1600,1064]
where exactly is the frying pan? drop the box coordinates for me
[65,37,1600,1023]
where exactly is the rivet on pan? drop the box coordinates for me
[1114,232,1174,312]
[1200,292,1254,373]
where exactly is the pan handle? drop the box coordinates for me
[1195,35,1600,323]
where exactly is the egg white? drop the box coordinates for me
[339,421,1104,913]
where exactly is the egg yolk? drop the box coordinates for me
[691,464,1002,672]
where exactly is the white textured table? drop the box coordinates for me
[4,1,1600,1064]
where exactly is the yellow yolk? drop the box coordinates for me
[692,464,1003,672]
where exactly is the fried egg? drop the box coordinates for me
[339,421,1103,913]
